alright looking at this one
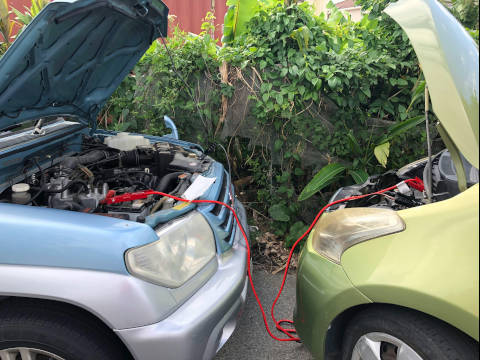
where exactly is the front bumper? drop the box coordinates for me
[294,234,370,359]
[115,201,250,360]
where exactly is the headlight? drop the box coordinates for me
[125,212,216,288]
[312,208,405,264]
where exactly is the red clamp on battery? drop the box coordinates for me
[100,190,155,205]
[405,177,425,192]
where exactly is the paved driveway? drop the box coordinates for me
[215,268,314,360]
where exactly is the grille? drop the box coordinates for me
[210,170,235,245]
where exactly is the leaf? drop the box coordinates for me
[298,163,346,201]
[274,139,283,152]
[311,77,322,88]
[298,85,306,96]
[347,131,361,155]
[328,76,340,89]
[374,142,390,168]
[275,93,284,105]
[222,0,274,44]
[269,204,290,222]
[285,221,308,248]
[294,167,305,176]
[407,80,426,112]
[384,115,425,142]
[0,0,14,44]
[360,86,371,98]
[290,26,312,52]
[349,169,369,184]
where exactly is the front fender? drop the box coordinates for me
[0,203,219,329]
[0,204,170,329]
[0,264,177,329]
[341,184,479,341]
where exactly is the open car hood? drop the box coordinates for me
[0,0,168,130]
[385,0,479,168]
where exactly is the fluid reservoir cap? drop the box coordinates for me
[12,183,30,193]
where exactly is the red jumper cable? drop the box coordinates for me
[101,177,424,342]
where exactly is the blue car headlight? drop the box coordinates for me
[125,212,216,288]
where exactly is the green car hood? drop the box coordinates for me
[385,0,479,168]
[0,0,168,130]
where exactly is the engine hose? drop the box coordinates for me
[155,172,184,193]
[50,198,86,211]
[61,150,107,169]
[117,178,423,342]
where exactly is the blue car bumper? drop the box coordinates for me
[115,201,250,360]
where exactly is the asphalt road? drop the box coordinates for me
[215,268,314,360]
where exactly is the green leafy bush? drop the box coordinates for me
[100,16,222,143]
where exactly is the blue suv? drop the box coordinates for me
[0,1,249,359]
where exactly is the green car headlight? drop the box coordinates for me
[312,208,405,264]
[125,212,216,288]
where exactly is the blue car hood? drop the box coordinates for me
[0,0,168,130]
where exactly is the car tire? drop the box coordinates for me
[0,299,132,360]
[342,306,478,360]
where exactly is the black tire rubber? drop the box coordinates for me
[342,305,479,360]
[0,298,132,360]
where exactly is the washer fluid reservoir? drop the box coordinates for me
[104,132,151,151]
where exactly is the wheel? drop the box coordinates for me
[342,306,479,360]
[0,299,132,360]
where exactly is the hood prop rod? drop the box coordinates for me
[425,86,433,203]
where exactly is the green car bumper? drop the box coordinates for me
[294,235,371,359]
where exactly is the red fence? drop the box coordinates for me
[3,0,28,40]
[5,0,228,41]
[164,0,228,40]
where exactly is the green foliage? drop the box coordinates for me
[0,0,13,47]
[285,220,308,248]
[0,42,7,57]
[103,0,476,247]
[222,0,275,44]
[223,2,427,208]
[269,204,290,222]
[444,0,479,30]
[1,0,50,55]
[298,163,346,201]
[374,141,390,168]
[11,0,49,36]
[100,15,222,142]
[446,0,479,43]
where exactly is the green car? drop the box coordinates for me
[294,0,479,359]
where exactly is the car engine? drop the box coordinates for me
[1,134,212,222]
[327,149,479,212]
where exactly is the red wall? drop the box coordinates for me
[4,0,30,41]
[163,0,228,40]
[5,0,228,41]
[9,0,28,10]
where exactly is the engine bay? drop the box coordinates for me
[327,149,479,212]
[1,133,213,222]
